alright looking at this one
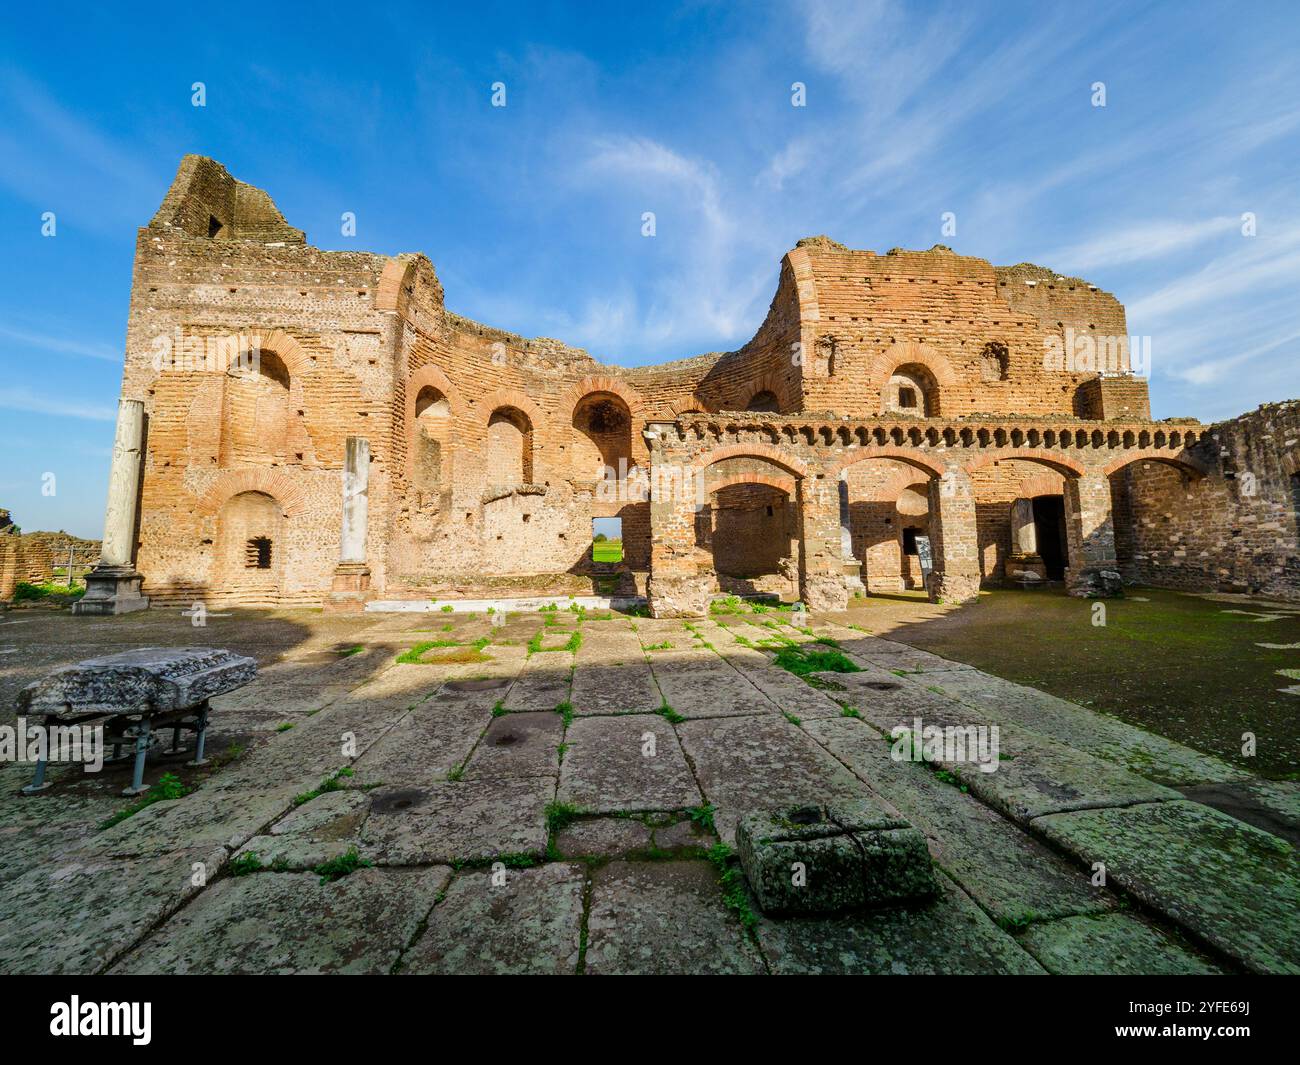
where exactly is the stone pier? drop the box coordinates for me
[74,399,149,616]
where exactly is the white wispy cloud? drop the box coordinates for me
[0,387,117,422]
[1039,216,1240,273]
[0,324,121,362]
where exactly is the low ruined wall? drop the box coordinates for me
[1117,401,1300,599]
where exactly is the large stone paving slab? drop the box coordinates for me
[558,714,701,813]
[403,862,585,975]
[113,866,451,974]
[360,777,553,863]
[755,878,1044,975]
[1032,799,1300,974]
[1017,913,1226,975]
[570,629,661,714]
[804,718,1113,925]
[0,846,219,974]
[924,669,1247,787]
[350,689,495,786]
[676,715,874,843]
[584,860,765,974]
[463,712,562,780]
[649,650,778,718]
[503,652,571,711]
[952,730,1179,822]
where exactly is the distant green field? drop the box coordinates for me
[593,539,623,563]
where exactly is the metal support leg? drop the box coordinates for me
[169,724,184,754]
[123,718,152,796]
[187,703,210,767]
[21,757,50,795]
[21,715,54,795]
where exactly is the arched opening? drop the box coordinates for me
[697,481,797,597]
[745,390,781,413]
[572,392,633,481]
[885,363,939,416]
[842,459,934,593]
[219,350,292,465]
[413,385,451,501]
[486,406,533,487]
[214,490,285,605]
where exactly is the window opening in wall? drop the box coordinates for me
[593,517,623,563]
[766,505,774,517]
[245,537,272,569]
[898,387,917,409]
[902,527,920,555]
[208,215,224,238]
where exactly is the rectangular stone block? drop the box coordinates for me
[736,800,938,915]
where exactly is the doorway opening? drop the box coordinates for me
[1032,495,1068,580]
[593,517,623,563]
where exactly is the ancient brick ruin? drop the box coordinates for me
[91,155,1300,615]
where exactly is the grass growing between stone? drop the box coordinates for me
[99,771,192,830]
[771,642,861,680]
[314,846,374,884]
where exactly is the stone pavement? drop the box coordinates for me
[0,602,1296,974]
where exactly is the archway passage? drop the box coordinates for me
[697,481,797,597]
[745,390,781,413]
[1032,495,1068,580]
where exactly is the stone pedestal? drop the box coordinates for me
[74,399,149,616]
[325,561,372,614]
[74,565,150,616]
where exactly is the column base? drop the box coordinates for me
[324,563,373,614]
[1067,567,1124,598]
[801,573,850,613]
[647,574,711,618]
[72,565,149,616]
[927,571,981,604]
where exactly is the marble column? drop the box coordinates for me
[74,399,150,615]
[327,436,372,611]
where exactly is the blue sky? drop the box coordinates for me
[2,1,1298,538]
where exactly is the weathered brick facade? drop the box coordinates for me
[97,156,1298,615]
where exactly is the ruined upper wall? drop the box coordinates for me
[149,155,306,243]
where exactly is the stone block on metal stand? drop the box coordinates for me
[16,647,256,796]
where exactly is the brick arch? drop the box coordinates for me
[244,329,316,379]
[475,387,546,429]
[561,376,645,421]
[704,470,797,496]
[963,450,1087,478]
[691,443,809,479]
[734,372,790,413]
[375,257,415,313]
[831,448,946,480]
[666,396,713,417]
[870,341,957,399]
[1102,451,1209,478]
[1014,471,1068,499]
[406,363,467,421]
[197,469,309,518]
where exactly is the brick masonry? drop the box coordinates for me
[91,156,1299,613]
